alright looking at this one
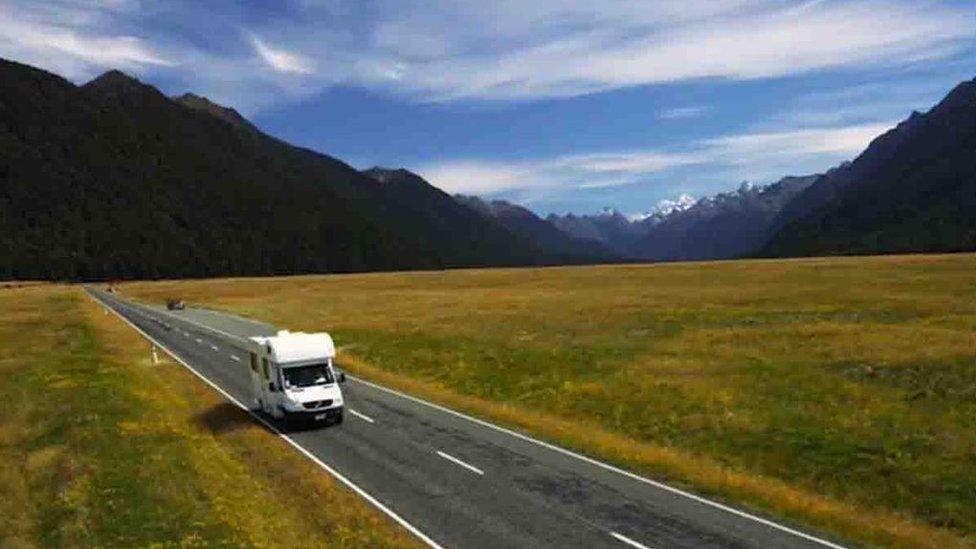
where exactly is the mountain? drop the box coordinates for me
[546,176,817,260]
[629,194,697,224]
[173,92,257,132]
[452,194,616,261]
[0,58,545,280]
[761,78,976,256]
[631,176,819,260]
[547,209,651,257]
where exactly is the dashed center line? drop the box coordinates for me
[436,450,484,476]
[611,532,655,549]
[348,409,375,423]
[195,338,203,343]
[229,355,241,362]
[210,344,219,351]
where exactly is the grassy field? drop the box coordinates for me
[0,284,419,547]
[118,253,976,548]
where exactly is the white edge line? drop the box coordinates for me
[230,355,241,362]
[436,450,484,476]
[611,532,654,549]
[349,376,846,549]
[87,290,443,549]
[348,408,375,424]
[98,291,843,548]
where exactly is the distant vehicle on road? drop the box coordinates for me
[166,299,185,310]
[248,330,346,428]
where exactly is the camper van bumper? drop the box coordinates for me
[281,405,343,424]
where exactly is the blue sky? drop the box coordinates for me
[1,1,975,216]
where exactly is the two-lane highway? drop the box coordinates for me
[89,289,846,549]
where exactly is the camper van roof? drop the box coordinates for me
[250,331,335,363]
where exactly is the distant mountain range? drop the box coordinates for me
[0,55,972,280]
[546,175,820,260]
[541,79,975,260]
[454,194,616,260]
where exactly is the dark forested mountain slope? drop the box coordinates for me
[452,193,616,261]
[0,58,542,280]
[761,78,976,256]
[173,92,258,132]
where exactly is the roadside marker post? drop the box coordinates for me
[151,344,159,365]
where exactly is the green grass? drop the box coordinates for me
[118,253,976,547]
[0,284,418,547]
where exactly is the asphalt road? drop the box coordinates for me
[89,289,846,549]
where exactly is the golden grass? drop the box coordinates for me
[85,290,421,548]
[116,253,976,548]
[345,356,968,549]
[0,284,418,547]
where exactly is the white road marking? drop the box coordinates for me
[149,305,255,345]
[89,290,443,549]
[230,355,241,362]
[195,338,203,343]
[436,450,484,476]
[100,290,842,549]
[348,409,375,423]
[611,532,655,549]
[349,376,846,549]
[210,344,219,351]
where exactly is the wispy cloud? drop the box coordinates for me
[356,0,974,101]
[0,0,971,107]
[0,14,172,80]
[251,35,314,75]
[767,79,967,128]
[658,106,711,120]
[420,149,705,194]
[419,121,892,195]
[701,123,893,165]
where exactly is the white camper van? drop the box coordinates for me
[248,330,346,426]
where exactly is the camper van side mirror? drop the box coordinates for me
[338,371,346,383]
[268,382,276,392]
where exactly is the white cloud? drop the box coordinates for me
[0,0,971,107]
[419,162,530,195]
[0,16,172,79]
[251,35,315,75]
[419,121,891,194]
[353,0,975,101]
[701,123,894,165]
[420,149,705,194]
[767,78,968,128]
[658,106,711,120]
[555,151,706,174]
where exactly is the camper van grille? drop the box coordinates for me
[302,399,333,410]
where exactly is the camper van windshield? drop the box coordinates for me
[282,364,334,388]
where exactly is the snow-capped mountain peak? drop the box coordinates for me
[629,193,696,222]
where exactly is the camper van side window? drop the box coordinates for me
[261,358,269,380]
